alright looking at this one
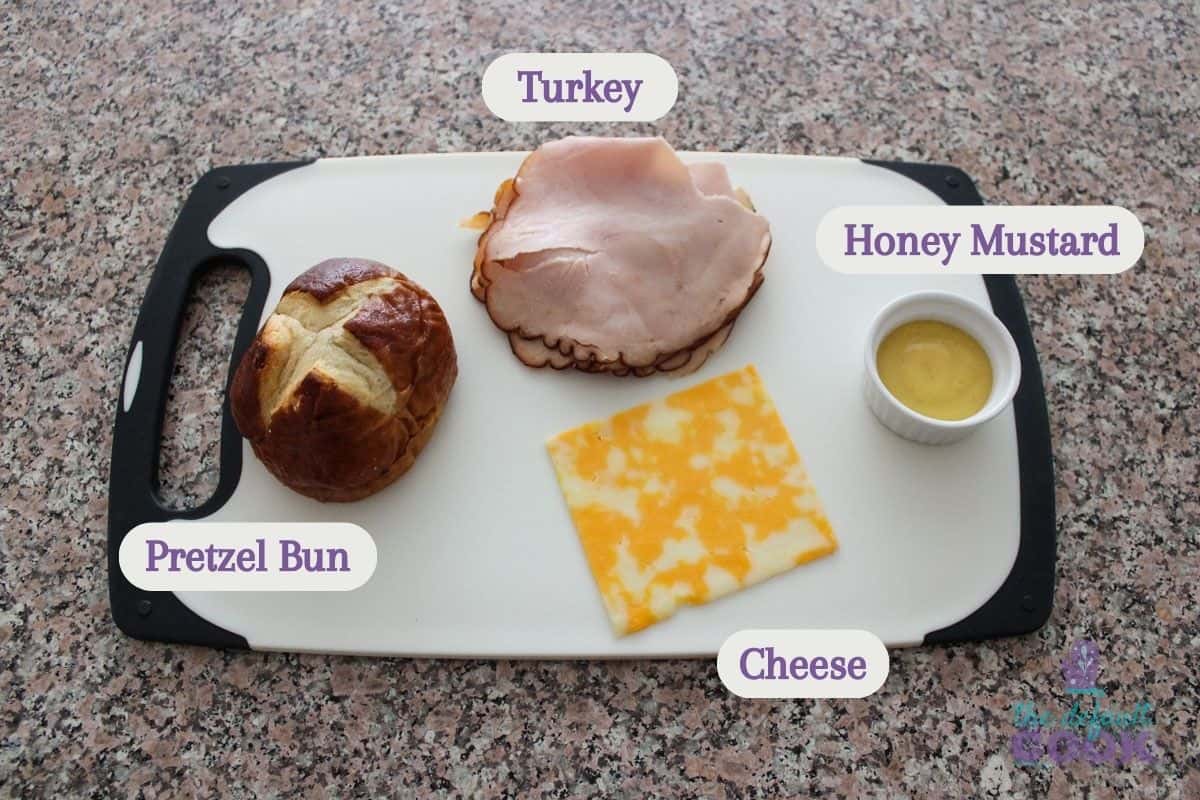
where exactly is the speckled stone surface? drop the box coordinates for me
[2,1,1198,797]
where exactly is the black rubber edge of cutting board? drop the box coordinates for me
[864,160,1057,644]
[107,160,313,649]
[108,157,1056,651]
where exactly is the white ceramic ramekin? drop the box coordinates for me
[863,291,1021,445]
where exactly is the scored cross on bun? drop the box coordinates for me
[230,258,457,502]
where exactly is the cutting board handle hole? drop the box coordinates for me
[156,262,251,511]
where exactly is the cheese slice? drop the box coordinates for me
[546,365,838,635]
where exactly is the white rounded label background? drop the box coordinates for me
[119,522,376,591]
[718,629,890,698]
[482,52,677,121]
[816,205,1143,275]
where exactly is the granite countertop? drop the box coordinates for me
[2,1,1197,796]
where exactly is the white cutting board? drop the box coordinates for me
[177,153,1019,657]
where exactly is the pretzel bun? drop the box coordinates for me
[230,258,457,502]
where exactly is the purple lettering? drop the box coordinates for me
[765,647,788,679]
[875,232,896,256]
[845,223,873,256]
[1010,730,1043,763]
[972,223,1002,255]
[582,70,602,102]
[516,70,541,102]
[1098,222,1119,255]
[186,549,204,571]
[328,547,350,572]
[621,79,642,113]
[1083,731,1120,764]
[828,656,847,680]
[740,647,765,680]
[938,232,961,265]
[146,540,169,572]
[1118,731,1156,764]
[738,648,874,682]
[280,539,303,572]
[1047,730,1081,766]
[237,548,256,572]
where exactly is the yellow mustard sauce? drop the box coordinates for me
[876,320,993,421]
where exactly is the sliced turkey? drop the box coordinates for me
[471,137,771,376]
